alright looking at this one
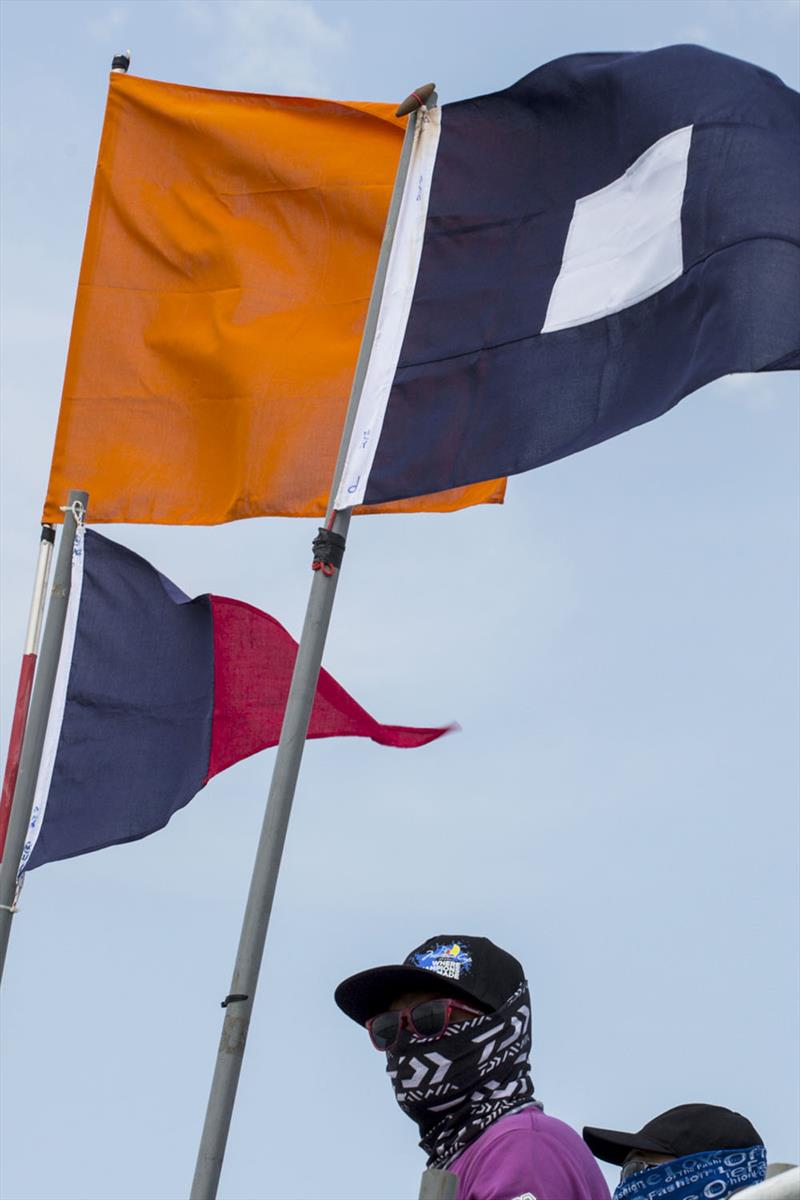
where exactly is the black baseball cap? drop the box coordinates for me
[334,934,525,1026]
[583,1104,764,1166]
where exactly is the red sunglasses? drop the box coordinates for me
[367,997,485,1051]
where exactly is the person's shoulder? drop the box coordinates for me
[468,1108,542,1148]
[450,1108,610,1200]
[449,1108,541,1174]
[474,1106,588,1149]
[522,1108,594,1145]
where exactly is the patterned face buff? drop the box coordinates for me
[385,982,538,1167]
[613,1146,767,1200]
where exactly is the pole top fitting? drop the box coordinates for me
[395,82,436,118]
[111,51,131,74]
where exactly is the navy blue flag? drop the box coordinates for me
[335,45,800,509]
[17,529,450,873]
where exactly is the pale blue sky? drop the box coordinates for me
[1,3,798,1199]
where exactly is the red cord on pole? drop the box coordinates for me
[0,655,36,861]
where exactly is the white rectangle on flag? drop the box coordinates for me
[542,124,693,333]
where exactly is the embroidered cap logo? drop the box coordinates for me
[411,942,473,982]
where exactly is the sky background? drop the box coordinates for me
[1,2,798,1199]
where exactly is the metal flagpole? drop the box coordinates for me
[0,490,88,982]
[419,1169,459,1200]
[190,85,436,1200]
[0,524,56,861]
[0,53,123,879]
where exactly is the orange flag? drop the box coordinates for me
[43,75,505,524]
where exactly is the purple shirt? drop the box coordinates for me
[449,1107,610,1200]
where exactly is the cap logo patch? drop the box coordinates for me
[411,942,472,981]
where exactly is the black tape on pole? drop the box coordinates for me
[311,528,346,576]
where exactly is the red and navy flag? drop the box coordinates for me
[335,45,800,509]
[19,530,450,873]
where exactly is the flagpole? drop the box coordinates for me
[0,491,88,982]
[0,525,56,861]
[190,87,435,1200]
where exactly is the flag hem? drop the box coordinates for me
[18,526,86,877]
[334,105,443,510]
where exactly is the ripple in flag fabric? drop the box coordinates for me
[335,45,800,508]
[20,530,451,873]
[42,73,505,524]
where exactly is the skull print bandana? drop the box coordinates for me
[385,982,540,1167]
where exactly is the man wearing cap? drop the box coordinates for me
[335,934,609,1200]
[583,1103,768,1200]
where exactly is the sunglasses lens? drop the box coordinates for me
[409,999,449,1038]
[621,1160,659,1181]
[369,1011,401,1050]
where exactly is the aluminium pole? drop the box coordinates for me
[0,55,121,901]
[190,88,435,1200]
[0,491,88,982]
[0,524,56,860]
[419,1169,459,1200]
